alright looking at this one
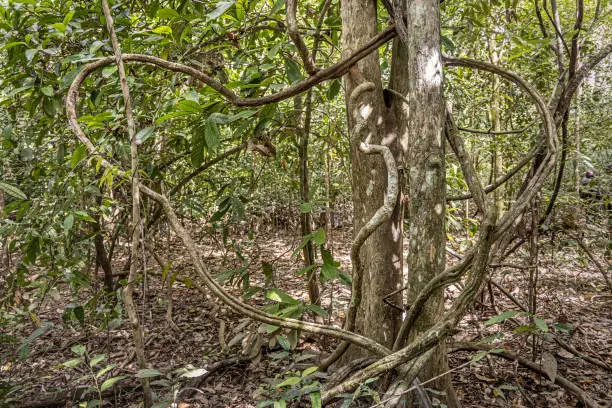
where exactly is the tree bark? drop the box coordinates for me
[340,0,403,359]
[392,0,459,405]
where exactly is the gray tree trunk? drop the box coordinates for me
[340,0,403,358]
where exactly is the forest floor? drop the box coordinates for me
[1,221,611,408]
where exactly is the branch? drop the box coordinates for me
[445,109,488,213]
[68,27,396,109]
[100,1,152,406]
[286,0,317,74]
[447,147,536,201]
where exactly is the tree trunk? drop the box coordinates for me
[341,0,403,359]
[392,0,459,405]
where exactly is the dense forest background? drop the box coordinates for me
[0,0,610,407]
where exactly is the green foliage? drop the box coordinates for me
[254,366,324,408]
[60,344,125,407]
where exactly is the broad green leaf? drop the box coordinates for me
[300,202,313,213]
[533,317,548,333]
[102,65,117,78]
[63,214,74,231]
[305,304,328,317]
[135,368,163,378]
[63,11,75,25]
[310,391,322,408]
[100,376,126,392]
[89,354,106,367]
[157,8,180,19]
[152,26,173,35]
[40,85,54,97]
[327,79,341,100]
[296,264,317,276]
[271,0,285,14]
[484,310,519,326]
[266,289,298,304]
[62,358,82,367]
[89,40,105,54]
[70,144,87,168]
[285,58,302,83]
[71,344,86,356]
[25,48,37,62]
[320,263,339,283]
[204,120,220,151]
[277,376,301,388]
[302,366,318,377]
[277,335,291,350]
[311,228,325,245]
[96,363,117,378]
[73,305,84,325]
[0,182,27,200]
[135,127,155,144]
[208,1,236,20]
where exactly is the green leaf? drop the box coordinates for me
[296,264,317,277]
[25,48,38,61]
[96,363,117,378]
[89,40,105,54]
[327,79,341,100]
[71,344,86,356]
[62,358,82,368]
[285,58,302,83]
[277,376,301,388]
[157,8,180,19]
[266,289,298,304]
[320,263,339,283]
[73,305,84,325]
[310,391,322,408]
[274,401,287,408]
[277,335,291,350]
[63,214,74,231]
[470,350,488,363]
[40,85,54,97]
[302,366,318,377]
[100,376,126,392]
[208,1,236,20]
[533,317,548,333]
[70,144,87,168]
[135,368,163,378]
[484,311,519,326]
[271,0,285,14]
[135,127,155,144]
[311,228,325,245]
[63,11,75,25]
[152,25,173,35]
[300,202,313,213]
[178,100,202,113]
[51,22,66,33]
[338,271,353,286]
[204,120,221,151]
[0,181,27,200]
[102,65,117,78]
[89,354,106,367]
[17,323,53,359]
[305,304,328,317]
